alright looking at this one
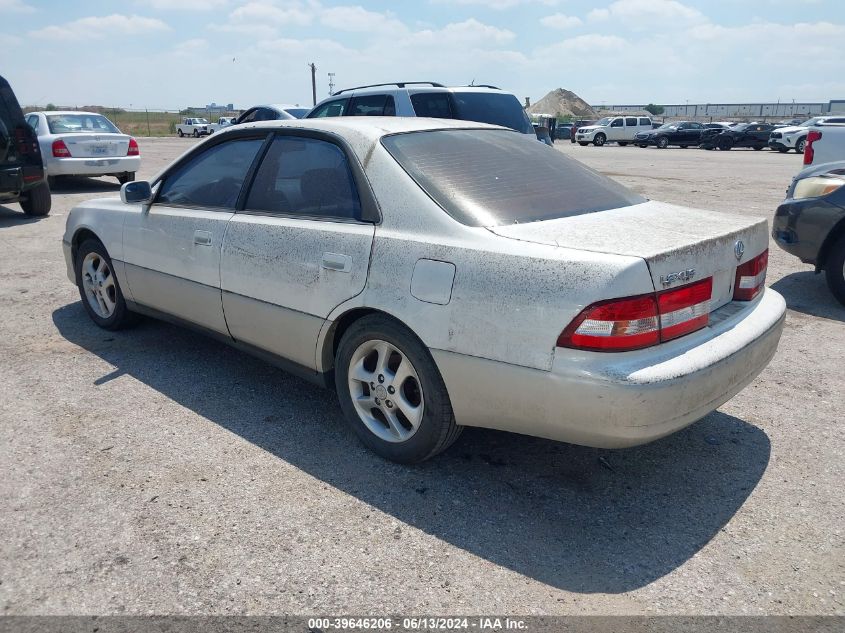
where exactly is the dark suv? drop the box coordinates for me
[0,75,50,216]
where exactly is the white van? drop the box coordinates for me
[576,115,653,146]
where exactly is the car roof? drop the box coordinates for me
[31,111,105,116]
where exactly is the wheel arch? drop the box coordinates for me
[318,307,427,375]
[70,226,104,265]
[816,216,845,272]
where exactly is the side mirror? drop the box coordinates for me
[120,180,153,204]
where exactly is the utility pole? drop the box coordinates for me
[308,62,317,106]
[328,72,336,96]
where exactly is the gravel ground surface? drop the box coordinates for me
[0,137,842,616]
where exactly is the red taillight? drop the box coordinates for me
[557,295,660,351]
[804,129,822,165]
[127,138,139,156]
[14,128,39,156]
[558,278,713,352]
[52,139,71,158]
[734,249,768,301]
[658,278,712,341]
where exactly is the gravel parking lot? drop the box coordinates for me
[0,137,842,616]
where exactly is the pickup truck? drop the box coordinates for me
[208,117,236,133]
[176,118,210,138]
[803,123,845,167]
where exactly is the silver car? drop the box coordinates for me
[26,110,140,185]
[62,118,786,463]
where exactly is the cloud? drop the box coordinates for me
[0,0,35,12]
[588,0,704,23]
[319,6,407,33]
[29,14,170,40]
[431,0,561,8]
[229,1,313,26]
[540,13,583,30]
[145,0,228,9]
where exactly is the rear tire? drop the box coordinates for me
[19,182,51,217]
[718,138,733,151]
[639,144,648,148]
[75,239,138,330]
[578,142,589,147]
[117,172,135,185]
[618,142,628,147]
[193,129,199,138]
[778,147,789,153]
[335,315,461,463]
[753,145,763,151]
[680,145,688,149]
[178,129,184,137]
[593,133,606,147]
[825,234,845,306]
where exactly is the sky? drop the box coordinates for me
[2,0,844,111]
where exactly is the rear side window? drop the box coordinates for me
[410,92,454,119]
[639,117,651,125]
[308,98,350,118]
[349,94,395,117]
[244,135,361,220]
[451,92,533,134]
[625,117,637,126]
[157,137,264,209]
[382,129,644,227]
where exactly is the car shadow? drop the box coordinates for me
[50,176,120,194]
[771,272,844,322]
[0,204,44,227]
[51,302,771,594]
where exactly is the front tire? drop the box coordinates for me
[618,142,628,147]
[75,239,137,330]
[778,147,789,153]
[192,129,199,138]
[578,142,589,146]
[796,138,806,154]
[825,233,845,306]
[19,182,51,216]
[639,144,648,148]
[335,315,461,463]
[718,138,733,151]
[656,136,669,149]
[593,133,606,147]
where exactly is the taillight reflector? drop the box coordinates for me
[52,139,71,158]
[734,249,768,301]
[127,138,139,156]
[558,278,713,352]
[804,129,822,165]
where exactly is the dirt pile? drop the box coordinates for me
[528,88,597,118]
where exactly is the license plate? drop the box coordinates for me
[90,145,108,155]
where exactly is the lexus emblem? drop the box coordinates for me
[734,240,745,261]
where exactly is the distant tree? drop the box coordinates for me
[644,103,665,115]
[46,103,56,110]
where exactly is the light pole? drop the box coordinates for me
[328,72,336,96]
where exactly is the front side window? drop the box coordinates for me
[382,129,644,227]
[244,135,361,220]
[238,109,258,124]
[308,98,350,118]
[610,118,623,128]
[157,137,264,209]
[46,113,119,134]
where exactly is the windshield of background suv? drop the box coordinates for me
[657,123,677,130]
[798,118,822,127]
[594,117,612,126]
[381,129,645,227]
[451,93,534,134]
[46,114,120,134]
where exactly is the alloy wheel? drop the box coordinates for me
[347,339,424,443]
[81,252,117,319]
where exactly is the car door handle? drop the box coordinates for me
[321,252,352,272]
[194,230,212,246]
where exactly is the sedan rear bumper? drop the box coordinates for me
[432,289,785,448]
[46,156,140,177]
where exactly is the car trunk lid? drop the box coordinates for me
[60,133,129,158]
[488,200,769,310]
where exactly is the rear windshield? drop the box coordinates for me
[47,114,120,134]
[381,129,644,227]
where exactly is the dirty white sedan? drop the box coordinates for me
[62,118,786,463]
